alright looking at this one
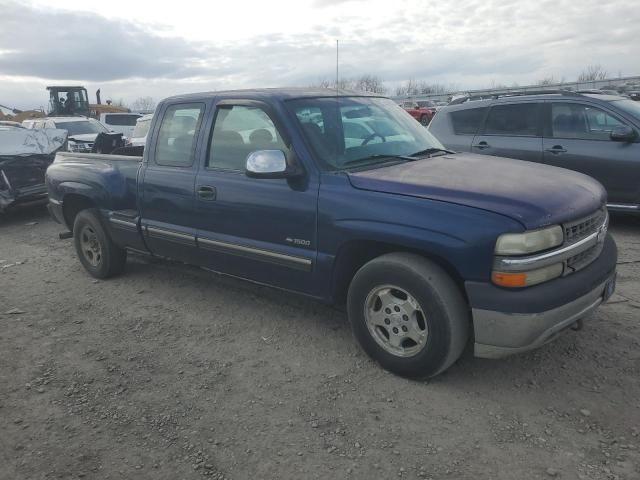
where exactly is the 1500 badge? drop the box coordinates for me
[286,237,311,247]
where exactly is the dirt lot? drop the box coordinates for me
[1,206,639,480]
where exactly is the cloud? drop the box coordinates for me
[0,2,215,81]
[0,0,639,109]
[311,0,366,7]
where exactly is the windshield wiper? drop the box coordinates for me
[409,147,454,157]
[341,154,417,169]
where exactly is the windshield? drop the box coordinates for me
[54,119,108,136]
[131,118,152,138]
[287,97,445,170]
[612,99,640,121]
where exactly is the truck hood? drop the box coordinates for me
[347,152,606,229]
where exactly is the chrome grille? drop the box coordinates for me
[561,207,608,275]
[565,242,603,274]
[564,208,606,244]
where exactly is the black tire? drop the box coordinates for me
[420,114,430,126]
[347,252,469,378]
[73,209,126,279]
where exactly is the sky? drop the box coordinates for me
[0,0,639,110]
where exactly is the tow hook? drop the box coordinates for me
[571,319,584,331]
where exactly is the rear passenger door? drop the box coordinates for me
[194,100,318,294]
[440,106,487,151]
[140,102,206,263]
[542,101,640,204]
[472,102,543,162]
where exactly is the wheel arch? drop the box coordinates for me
[62,193,97,231]
[331,238,468,306]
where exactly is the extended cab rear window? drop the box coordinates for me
[450,107,487,135]
[155,104,204,167]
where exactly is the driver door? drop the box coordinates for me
[194,100,319,293]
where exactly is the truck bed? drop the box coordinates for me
[47,151,143,223]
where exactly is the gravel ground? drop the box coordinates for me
[1,206,639,480]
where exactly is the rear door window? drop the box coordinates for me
[450,107,487,135]
[551,103,626,141]
[155,104,204,167]
[483,103,540,136]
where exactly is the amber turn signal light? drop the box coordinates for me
[492,271,528,288]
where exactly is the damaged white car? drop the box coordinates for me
[0,127,67,213]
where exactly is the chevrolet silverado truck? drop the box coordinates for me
[46,89,617,378]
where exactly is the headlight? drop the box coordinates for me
[495,225,563,255]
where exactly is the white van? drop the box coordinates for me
[126,114,153,147]
[99,113,142,140]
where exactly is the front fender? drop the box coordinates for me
[328,218,478,280]
[317,175,524,299]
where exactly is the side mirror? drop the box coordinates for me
[245,150,299,179]
[610,125,637,142]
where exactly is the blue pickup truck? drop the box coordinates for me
[46,89,617,378]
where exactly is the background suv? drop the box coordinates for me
[428,91,640,212]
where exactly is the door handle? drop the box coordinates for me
[472,141,490,150]
[545,146,567,154]
[197,185,216,200]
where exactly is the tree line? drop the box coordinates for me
[312,64,616,96]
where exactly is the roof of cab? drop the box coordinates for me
[162,88,382,104]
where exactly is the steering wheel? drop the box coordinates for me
[361,132,386,145]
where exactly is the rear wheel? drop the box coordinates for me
[73,209,126,278]
[420,114,430,126]
[347,252,469,378]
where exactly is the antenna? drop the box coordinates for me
[336,39,339,92]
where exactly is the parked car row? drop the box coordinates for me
[428,90,640,212]
[23,116,109,152]
[19,112,151,153]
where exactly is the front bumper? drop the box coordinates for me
[467,234,617,359]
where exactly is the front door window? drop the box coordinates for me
[551,103,625,141]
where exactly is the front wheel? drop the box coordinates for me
[73,209,127,278]
[347,253,469,378]
[420,114,430,126]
